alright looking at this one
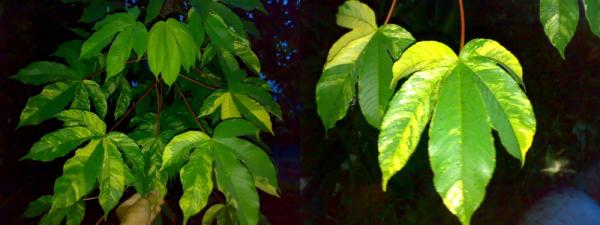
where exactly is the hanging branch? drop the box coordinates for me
[108,81,157,133]
[458,0,466,50]
[384,0,398,24]
[174,82,207,133]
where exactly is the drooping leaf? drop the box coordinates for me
[539,0,579,58]
[213,119,260,138]
[98,138,128,217]
[55,109,106,135]
[459,39,523,80]
[428,63,496,225]
[11,62,80,85]
[145,0,164,24]
[18,81,78,127]
[378,67,449,190]
[106,25,134,77]
[357,24,414,127]
[180,147,214,224]
[23,127,97,162]
[24,195,53,218]
[233,94,272,133]
[233,36,261,74]
[584,0,600,38]
[336,0,377,31]
[466,60,536,164]
[161,131,211,171]
[213,142,259,225]
[215,137,279,197]
[51,140,103,209]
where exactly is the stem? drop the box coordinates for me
[179,74,219,90]
[174,82,207,133]
[108,82,157,133]
[84,196,99,201]
[155,80,162,135]
[458,0,465,50]
[384,0,398,24]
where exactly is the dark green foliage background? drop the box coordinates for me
[301,0,600,224]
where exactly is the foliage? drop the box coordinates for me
[315,1,537,225]
[539,0,600,58]
[15,0,281,224]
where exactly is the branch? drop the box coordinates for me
[458,0,465,50]
[108,81,157,133]
[174,82,207,133]
[384,0,398,25]
[178,74,220,90]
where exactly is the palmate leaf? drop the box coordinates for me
[107,131,147,195]
[161,131,211,172]
[147,18,198,85]
[316,0,415,130]
[539,0,579,58]
[378,39,536,225]
[80,8,139,59]
[22,126,97,162]
[98,138,128,217]
[180,146,213,224]
[18,81,79,127]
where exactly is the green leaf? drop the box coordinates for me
[106,132,146,192]
[18,81,78,127]
[80,0,111,23]
[202,204,225,225]
[199,89,226,116]
[231,83,281,118]
[81,22,129,59]
[162,131,211,171]
[180,147,214,224]
[147,19,198,85]
[205,11,235,52]
[221,92,242,119]
[466,60,536,164]
[145,0,164,24]
[539,0,579,58]
[23,126,96,162]
[336,0,377,31]
[209,2,247,37]
[11,62,80,85]
[83,80,108,119]
[378,67,449,190]
[357,24,415,128]
[114,76,132,119]
[316,64,356,130]
[24,195,52,218]
[71,84,91,111]
[391,41,457,87]
[222,0,266,13]
[428,62,496,225]
[188,9,206,47]
[584,0,600,38]
[233,94,273,133]
[234,36,261,74]
[98,138,127,217]
[65,200,85,225]
[213,119,260,138]
[106,25,134,77]
[131,22,149,57]
[213,142,259,225]
[56,109,106,135]
[51,140,103,209]
[215,137,279,197]
[460,39,523,80]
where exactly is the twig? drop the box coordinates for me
[155,80,162,135]
[384,0,398,24]
[174,82,207,133]
[84,196,99,201]
[108,82,157,133]
[458,0,466,50]
[94,216,103,225]
[178,74,219,90]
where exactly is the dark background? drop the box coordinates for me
[301,0,600,224]
[0,0,299,224]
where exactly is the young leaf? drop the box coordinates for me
[428,63,496,225]
[215,137,279,197]
[213,142,259,225]
[98,138,128,217]
[180,147,214,224]
[161,131,211,171]
[23,126,96,162]
[11,62,80,85]
[18,81,78,127]
[539,0,579,58]
[378,67,449,190]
